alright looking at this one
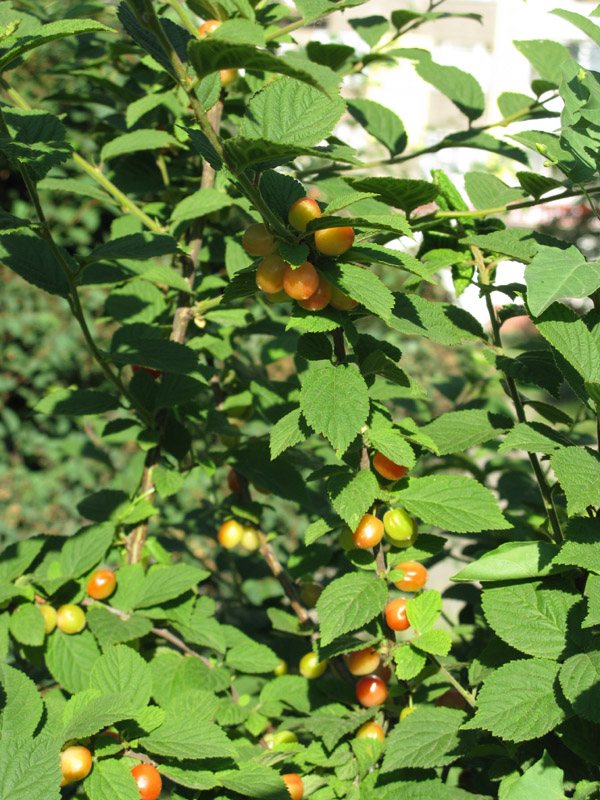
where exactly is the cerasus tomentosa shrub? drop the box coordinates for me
[1,0,600,798]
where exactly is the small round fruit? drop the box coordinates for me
[38,603,57,634]
[86,569,117,600]
[256,254,287,293]
[373,452,408,482]
[218,519,243,549]
[274,658,288,676]
[60,745,92,786]
[393,561,427,592]
[339,526,356,551]
[383,508,418,547]
[400,705,415,720]
[131,763,162,800]
[300,582,323,608]
[299,651,326,679]
[314,226,355,256]
[265,730,298,749]
[330,285,357,311]
[356,721,385,741]
[220,68,237,86]
[56,604,86,634]
[283,261,319,300]
[228,469,241,494]
[198,19,221,35]
[356,675,388,707]
[297,276,332,311]
[132,365,161,379]
[242,223,277,256]
[282,773,304,800]
[347,647,380,676]
[385,597,410,631]
[435,689,466,710]
[240,526,261,552]
[288,197,322,232]
[352,514,384,550]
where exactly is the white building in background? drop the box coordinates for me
[296,0,600,322]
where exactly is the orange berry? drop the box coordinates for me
[373,452,408,481]
[393,561,427,592]
[220,68,237,86]
[131,763,162,800]
[283,261,319,300]
[347,647,380,676]
[314,226,355,256]
[242,223,277,256]
[86,569,117,600]
[352,514,384,549]
[385,597,410,631]
[282,773,304,800]
[256,254,287,293]
[288,197,322,232]
[297,276,332,311]
[60,746,92,786]
[199,19,221,35]
[355,721,385,741]
[356,675,388,707]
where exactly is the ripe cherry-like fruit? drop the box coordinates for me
[355,721,385,741]
[242,223,277,256]
[314,226,355,256]
[265,730,298,749]
[86,569,117,600]
[299,651,327,679]
[297,276,332,311]
[356,675,388,707]
[435,689,466,710]
[383,508,418,547]
[283,261,319,300]
[288,197,322,232]
[352,514,384,549]
[274,658,288,676]
[256,254,287,293]
[56,604,86,634]
[60,745,92,786]
[300,582,323,608]
[218,519,243,549]
[228,469,241,494]
[131,763,162,800]
[220,68,237,86]
[385,597,410,631]
[373,452,408,481]
[347,647,380,676]
[132,365,161,380]
[393,561,427,592]
[330,285,357,311]
[400,705,415,720]
[240,526,261,552]
[198,19,221,35]
[38,603,57,634]
[282,773,304,800]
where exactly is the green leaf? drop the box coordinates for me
[551,447,600,516]
[553,518,600,573]
[406,590,442,635]
[347,98,407,155]
[381,706,469,771]
[420,409,511,456]
[560,648,600,723]
[0,735,62,800]
[411,629,452,656]
[226,641,280,673]
[218,762,291,798]
[367,427,415,470]
[209,18,266,45]
[0,229,70,296]
[3,109,72,180]
[517,170,563,199]
[0,537,44,583]
[300,365,369,455]
[0,664,43,739]
[304,517,337,546]
[90,645,152,709]
[513,39,572,86]
[153,466,185,499]
[348,14,389,47]
[170,188,234,230]
[412,54,484,121]
[481,581,581,660]
[241,77,345,146]
[88,233,180,263]
[270,408,310,459]
[86,605,153,649]
[327,469,380,529]
[327,263,394,322]
[464,172,527,210]
[395,475,511,533]
[345,176,439,215]
[584,575,600,628]
[8,603,45,647]
[390,294,485,345]
[134,565,209,609]
[463,658,565,742]
[460,228,540,263]
[526,246,600,316]
[62,690,140,740]
[503,752,565,800]
[101,129,180,161]
[551,9,600,46]
[498,421,570,455]
[45,629,101,694]
[394,644,427,680]
[35,389,119,416]
[453,541,567,582]
[60,522,115,579]
[82,758,140,800]
[316,572,388,646]
[387,534,447,564]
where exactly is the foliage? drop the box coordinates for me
[1,0,600,798]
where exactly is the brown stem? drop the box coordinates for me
[259,531,310,624]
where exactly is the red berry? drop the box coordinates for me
[393,561,427,592]
[385,597,410,631]
[132,365,161,379]
[86,569,117,600]
[283,261,319,300]
[355,675,388,707]
[373,452,408,481]
[131,763,162,800]
[435,689,467,710]
[297,276,332,311]
[228,469,241,494]
[352,514,384,549]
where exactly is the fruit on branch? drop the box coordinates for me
[288,197,322,232]
[299,651,327,678]
[282,773,304,800]
[132,365,161,380]
[339,526,356,551]
[220,68,237,87]
[347,647,380,676]
[56,604,86,634]
[242,223,277,256]
[198,20,238,87]
[435,689,466,710]
[131,763,162,800]
[383,508,417,547]
[283,261,319,300]
[372,452,408,481]
[228,469,241,494]
[38,603,57,634]
[274,658,288,676]
[265,730,298,749]
[355,721,385,741]
[298,276,332,311]
[400,706,415,720]
[356,675,388,707]
[86,569,117,600]
[330,285,357,311]
[385,597,410,631]
[60,745,92,786]
[393,561,427,592]
[314,226,355,256]
[352,514,384,549]
[240,525,261,552]
[256,254,287,293]
[300,582,323,608]
[218,519,244,549]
